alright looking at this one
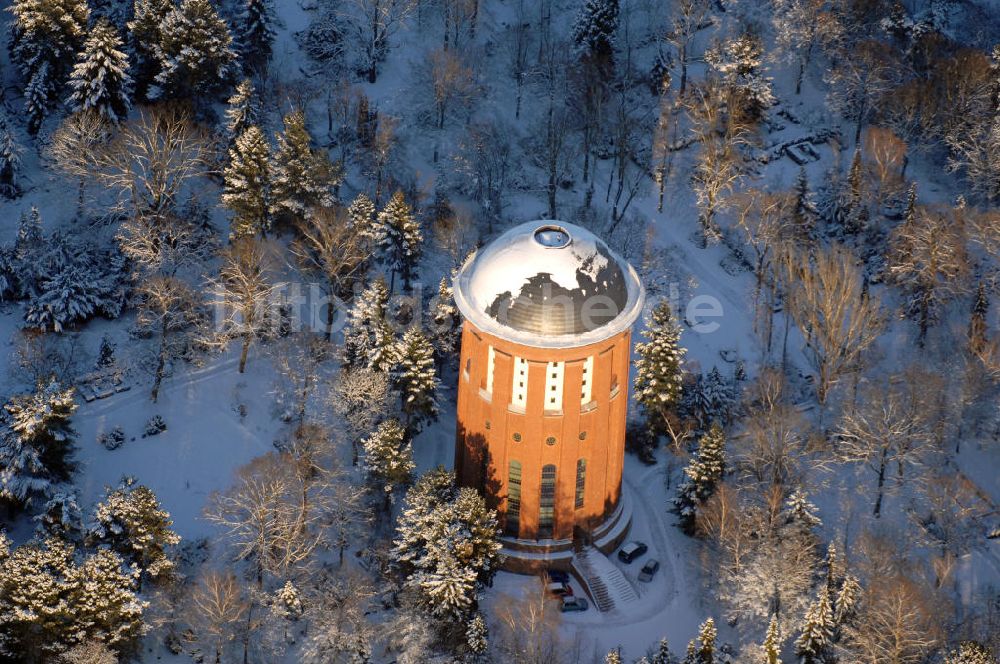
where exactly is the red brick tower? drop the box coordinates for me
[453,221,644,572]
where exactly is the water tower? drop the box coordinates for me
[453,220,644,572]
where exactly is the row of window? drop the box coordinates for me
[476,348,611,412]
[504,460,587,538]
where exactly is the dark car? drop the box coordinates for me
[561,596,589,612]
[546,569,570,584]
[638,558,660,582]
[617,541,648,564]
[546,581,573,597]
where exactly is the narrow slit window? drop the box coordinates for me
[539,464,556,538]
[581,356,594,404]
[575,459,586,509]
[511,357,528,407]
[506,461,522,537]
[544,361,564,412]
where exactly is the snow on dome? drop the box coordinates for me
[454,220,645,348]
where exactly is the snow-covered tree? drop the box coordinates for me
[795,588,833,663]
[763,616,782,664]
[791,168,818,243]
[25,251,127,333]
[362,419,414,512]
[429,277,460,368]
[605,648,623,664]
[151,0,238,100]
[0,537,145,658]
[394,326,440,433]
[34,491,83,543]
[0,112,24,198]
[0,380,77,509]
[652,638,673,664]
[347,191,379,244]
[342,278,392,372]
[73,548,148,650]
[634,299,686,436]
[8,0,89,131]
[24,61,56,134]
[377,190,422,291]
[59,640,119,664]
[238,0,275,75]
[571,0,619,66]
[689,367,735,430]
[945,642,995,664]
[466,612,489,658]
[128,0,173,96]
[67,19,132,123]
[392,467,502,621]
[705,33,774,120]
[271,109,341,222]
[969,281,989,354]
[674,423,725,533]
[224,79,259,146]
[223,125,272,239]
[695,618,717,664]
[90,477,180,588]
[833,574,861,626]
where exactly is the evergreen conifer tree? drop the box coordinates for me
[605,648,623,664]
[68,20,132,123]
[343,278,390,371]
[465,612,489,657]
[696,618,716,664]
[571,0,619,65]
[674,423,726,533]
[238,0,276,75]
[634,299,686,435]
[792,168,818,242]
[394,326,440,433]
[377,190,423,291]
[430,277,460,367]
[652,638,672,664]
[223,125,272,239]
[24,61,55,134]
[969,281,989,353]
[90,477,181,588]
[0,380,77,508]
[271,109,340,221]
[362,418,415,511]
[833,574,861,626]
[224,79,259,146]
[151,0,237,100]
[843,148,868,234]
[9,0,89,130]
[763,616,782,664]
[348,192,379,245]
[0,112,23,198]
[392,467,502,621]
[795,588,833,664]
[128,0,173,97]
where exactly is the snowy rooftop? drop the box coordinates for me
[454,221,644,348]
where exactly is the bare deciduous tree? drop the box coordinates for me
[291,206,371,340]
[187,570,250,664]
[208,239,278,374]
[783,245,884,404]
[835,381,934,518]
[664,0,711,95]
[344,0,416,83]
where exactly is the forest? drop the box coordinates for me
[0,0,995,661]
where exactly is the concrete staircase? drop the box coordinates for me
[571,546,639,613]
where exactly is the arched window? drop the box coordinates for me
[505,461,522,537]
[575,459,586,509]
[539,464,556,538]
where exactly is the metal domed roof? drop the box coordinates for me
[453,221,644,348]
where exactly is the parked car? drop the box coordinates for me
[546,581,573,597]
[617,541,648,564]
[561,596,589,612]
[546,569,570,584]
[638,558,660,582]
